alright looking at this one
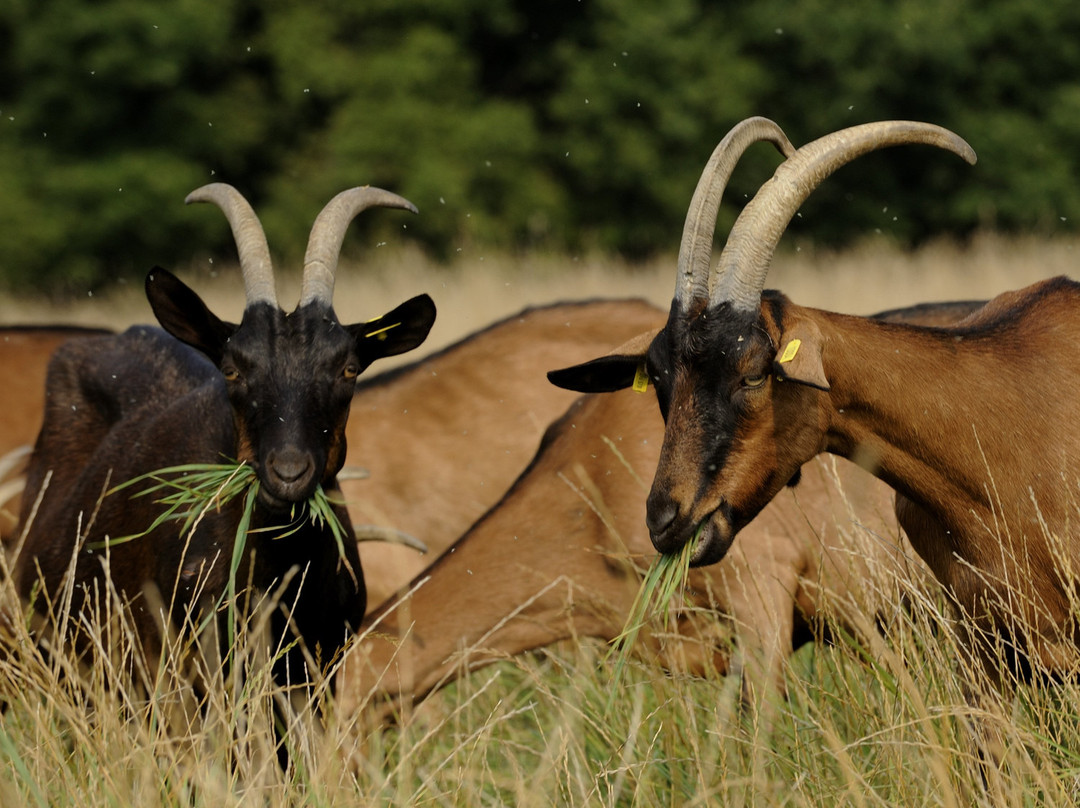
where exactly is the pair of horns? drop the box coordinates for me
[186,184,417,310]
[675,118,978,313]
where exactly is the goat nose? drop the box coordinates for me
[267,448,313,484]
[645,489,679,541]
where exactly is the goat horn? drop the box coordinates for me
[299,187,419,309]
[185,183,278,308]
[711,120,977,312]
[353,523,429,554]
[675,117,796,309]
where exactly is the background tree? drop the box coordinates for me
[1,0,1078,294]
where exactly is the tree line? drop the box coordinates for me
[1,0,1077,294]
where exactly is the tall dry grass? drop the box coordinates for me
[2,237,1080,805]
[5,490,1080,806]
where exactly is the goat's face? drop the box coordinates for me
[550,294,829,565]
[147,268,436,510]
[643,297,830,563]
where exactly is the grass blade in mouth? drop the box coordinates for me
[605,524,700,706]
[105,462,349,557]
[103,461,353,650]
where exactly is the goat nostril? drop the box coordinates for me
[645,493,679,538]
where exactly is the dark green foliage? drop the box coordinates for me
[1,0,1078,293]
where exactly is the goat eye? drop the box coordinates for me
[342,364,359,380]
[222,367,240,382]
[741,374,768,389]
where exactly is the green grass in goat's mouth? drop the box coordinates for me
[606,525,699,703]
[105,461,352,649]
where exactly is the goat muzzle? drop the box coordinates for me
[261,447,318,507]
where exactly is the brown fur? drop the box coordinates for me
[336,387,930,719]
[349,299,667,608]
[0,326,110,536]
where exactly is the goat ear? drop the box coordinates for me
[547,354,640,392]
[349,293,437,366]
[773,319,830,391]
[548,329,658,393]
[145,268,237,364]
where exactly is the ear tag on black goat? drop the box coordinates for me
[364,322,401,341]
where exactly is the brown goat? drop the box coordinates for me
[335,297,978,719]
[551,117,1080,679]
[349,298,667,608]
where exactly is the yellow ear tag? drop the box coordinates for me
[632,362,649,393]
[364,322,401,341]
[778,338,801,364]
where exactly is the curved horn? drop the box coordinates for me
[676,117,796,309]
[299,186,419,309]
[710,120,977,312]
[185,183,278,308]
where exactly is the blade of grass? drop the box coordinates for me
[604,529,697,711]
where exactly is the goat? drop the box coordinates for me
[349,298,666,608]
[15,184,436,682]
[334,298,982,720]
[550,117,1080,679]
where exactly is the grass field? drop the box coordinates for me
[2,235,1080,806]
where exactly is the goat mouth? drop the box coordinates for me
[256,483,310,513]
[688,511,735,567]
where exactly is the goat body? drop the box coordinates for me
[349,298,666,608]
[17,325,369,662]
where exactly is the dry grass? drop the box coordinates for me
[5,509,1080,806]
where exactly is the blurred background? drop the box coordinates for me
[0,0,1077,320]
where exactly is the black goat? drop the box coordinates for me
[15,184,436,682]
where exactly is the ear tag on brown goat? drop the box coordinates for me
[364,322,401,341]
[632,362,649,393]
[778,339,801,364]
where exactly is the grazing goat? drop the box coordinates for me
[15,184,435,680]
[334,297,981,719]
[551,117,1080,679]
[349,298,666,608]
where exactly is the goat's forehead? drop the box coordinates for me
[227,308,354,365]
[665,308,769,372]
